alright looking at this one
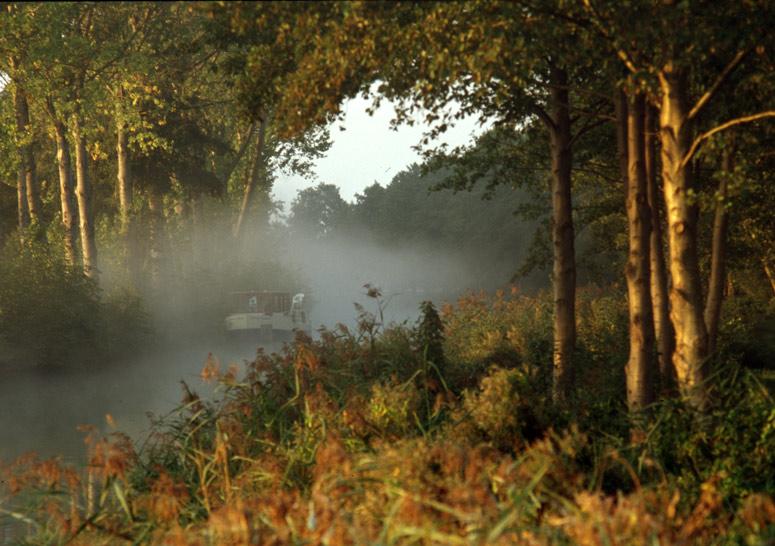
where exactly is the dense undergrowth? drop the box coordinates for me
[2,288,774,545]
[0,242,149,369]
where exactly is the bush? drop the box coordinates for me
[460,366,543,451]
[0,243,150,368]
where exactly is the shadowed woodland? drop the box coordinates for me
[0,2,774,545]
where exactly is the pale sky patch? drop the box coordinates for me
[272,95,487,210]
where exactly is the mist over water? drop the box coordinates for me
[283,233,515,331]
[0,217,519,464]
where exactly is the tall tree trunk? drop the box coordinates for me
[548,65,576,403]
[13,85,43,227]
[615,89,629,189]
[624,93,656,410]
[704,148,732,354]
[658,66,708,408]
[73,115,98,280]
[116,120,132,236]
[147,187,164,288]
[16,165,29,236]
[233,117,268,240]
[52,117,78,266]
[645,104,675,393]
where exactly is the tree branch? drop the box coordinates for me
[532,104,556,132]
[581,0,639,74]
[687,49,750,122]
[221,123,257,182]
[681,111,775,168]
[570,117,610,146]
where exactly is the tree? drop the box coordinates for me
[617,89,656,409]
[288,183,349,239]
[583,0,775,407]
[250,1,617,402]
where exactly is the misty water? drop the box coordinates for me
[0,252,485,465]
[0,229,512,546]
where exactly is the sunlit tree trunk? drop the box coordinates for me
[645,105,675,393]
[73,115,98,280]
[548,65,576,403]
[659,66,708,408]
[764,261,775,298]
[624,93,656,409]
[705,148,732,354]
[13,85,42,227]
[116,119,132,237]
[52,116,78,266]
[234,116,267,240]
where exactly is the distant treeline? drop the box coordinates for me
[286,164,544,286]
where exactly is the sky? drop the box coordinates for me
[271,95,487,210]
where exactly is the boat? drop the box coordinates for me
[225,291,309,342]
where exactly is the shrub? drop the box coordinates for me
[0,242,150,368]
[366,377,422,438]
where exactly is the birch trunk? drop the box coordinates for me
[624,93,656,409]
[73,116,98,280]
[659,66,708,408]
[13,86,42,226]
[645,105,676,392]
[116,120,132,236]
[52,118,78,266]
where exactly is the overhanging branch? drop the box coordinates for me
[681,111,775,168]
[687,49,750,122]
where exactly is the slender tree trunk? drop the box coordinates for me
[233,117,267,240]
[645,105,676,393]
[704,148,732,354]
[116,120,132,236]
[223,122,256,183]
[764,261,775,298]
[147,187,164,288]
[725,272,734,298]
[16,165,29,235]
[658,66,708,408]
[13,85,43,226]
[615,89,629,189]
[548,65,576,403]
[52,117,78,266]
[115,116,143,287]
[73,115,98,280]
[623,93,656,410]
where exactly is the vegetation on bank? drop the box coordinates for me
[1,2,774,544]
[0,241,148,369]
[2,290,773,545]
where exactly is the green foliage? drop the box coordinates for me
[460,366,542,452]
[0,242,149,367]
[288,182,349,239]
[415,300,445,374]
[367,377,423,438]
